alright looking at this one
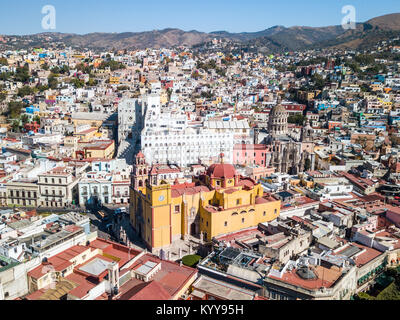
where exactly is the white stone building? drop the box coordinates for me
[140,94,234,167]
[117,98,144,143]
[78,172,112,207]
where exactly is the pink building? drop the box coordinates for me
[233,144,268,167]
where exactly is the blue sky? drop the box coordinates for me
[2,0,399,35]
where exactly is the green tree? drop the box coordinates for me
[71,78,85,88]
[33,115,40,123]
[48,75,58,89]
[191,71,200,79]
[0,58,8,66]
[181,255,202,267]
[0,92,6,102]
[21,114,30,125]
[37,84,49,92]
[7,101,25,119]
[311,74,326,90]
[99,60,126,71]
[11,120,20,132]
[87,78,98,87]
[288,114,306,126]
[17,86,33,97]
[14,64,30,83]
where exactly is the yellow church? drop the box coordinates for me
[130,153,281,252]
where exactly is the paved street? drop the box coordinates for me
[87,208,146,251]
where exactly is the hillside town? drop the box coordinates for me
[1,32,400,301]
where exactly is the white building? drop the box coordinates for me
[141,94,234,167]
[78,172,112,207]
[118,98,144,143]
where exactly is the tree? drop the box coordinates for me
[99,60,126,71]
[11,120,20,132]
[311,74,326,90]
[0,92,6,102]
[37,84,49,92]
[33,115,40,124]
[355,54,375,66]
[17,86,33,97]
[7,101,25,119]
[191,71,200,79]
[0,58,8,66]
[21,114,29,125]
[87,78,98,87]
[14,64,30,83]
[48,75,58,89]
[201,91,214,99]
[71,78,85,88]
[356,292,375,300]
[76,63,92,75]
[0,72,11,81]
[181,255,202,267]
[288,114,306,126]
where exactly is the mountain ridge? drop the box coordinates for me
[2,13,400,52]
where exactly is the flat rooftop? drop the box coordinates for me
[79,257,111,276]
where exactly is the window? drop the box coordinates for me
[242,218,245,224]
[236,199,241,205]
[224,221,228,227]
[175,205,180,213]
[263,211,266,216]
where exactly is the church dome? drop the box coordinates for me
[207,163,237,179]
[268,98,289,137]
[270,103,288,117]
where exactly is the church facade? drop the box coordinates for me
[259,99,316,175]
[130,154,281,252]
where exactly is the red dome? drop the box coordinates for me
[207,163,237,179]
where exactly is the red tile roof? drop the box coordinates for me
[120,281,172,300]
